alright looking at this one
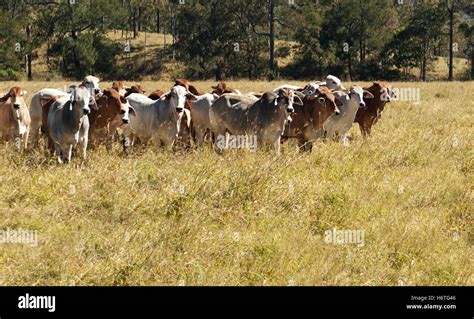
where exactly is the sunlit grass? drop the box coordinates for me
[0,81,472,286]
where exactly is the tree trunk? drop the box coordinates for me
[348,52,353,81]
[359,0,364,64]
[471,51,474,80]
[268,0,275,78]
[26,24,32,80]
[138,7,141,32]
[448,3,454,81]
[156,8,160,33]
[133,8,137,39]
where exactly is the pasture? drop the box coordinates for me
[0,80,472,286]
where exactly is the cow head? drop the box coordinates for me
[167,85,197,113]
[100,88,135,124]
[0,87,27,109]
[174,79,190,91]
[211,82,227,95]
[211,82,240,95]
[68,86,92,115]
[302,82,323,96]
[80,75,101,96]
[314,87,341,116]
[348,86,374,109]
[124,85,146,98]
[112,81,128,96]
[274,88,300,114]
[325,75,346,91]
[0,87,27,119]
[148,89,165,100]
[370,81,395,102]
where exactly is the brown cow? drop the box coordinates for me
[112,81,127,96]
[124,85,146,97]
[88,88,135,148]
[354,81,394,137]
[282,87,341,152]
[211,82,241,95]
[148,89,165,100]
[0,87,30,149]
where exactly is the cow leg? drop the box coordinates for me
[79,137,88,161]
[64,145,73,163]
[29,121,42,149]
[212,129,226,154]
[54,144,63,164]
[23,127,29,150]
[194,128,204,147]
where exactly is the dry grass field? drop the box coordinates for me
[0,80,472,286]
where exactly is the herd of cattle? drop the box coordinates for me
[0,75,395,162]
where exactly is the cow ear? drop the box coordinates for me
[293,94,304,106]
[273,94,279,106]
[128,106,137,117]
[0,92,9,102]
[363,91,374,99]
[96,95,106,107]
[90,98,99,111]
[335,97,344,108]
[186,93,197,101]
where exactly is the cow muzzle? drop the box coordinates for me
[83,108,91,115]
[176,107,184,113]
[94,88,101,95]
[335,108,341,115]
[13,103,20,109]
[286,106,294,113]
[359,102,366,108]
[122,118,129,124]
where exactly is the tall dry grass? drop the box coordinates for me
[0,81,472,285]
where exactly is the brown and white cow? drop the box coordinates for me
[282,87,341,152]
[88,88,135,148]
[354,81,394,137]
[123,84,196,151]
[0,87,30,149]
[112,81,128,96]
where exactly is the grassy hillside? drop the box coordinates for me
[28,31,471,81]
[0,81,472,285]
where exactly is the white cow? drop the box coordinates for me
[188,93,218,145]
[209,88,301,154]
[123,85,196,151]
[323,86,374,142]
[29,75,101,148]
[48,86,93,163]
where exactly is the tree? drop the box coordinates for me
[385,1,447,81]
